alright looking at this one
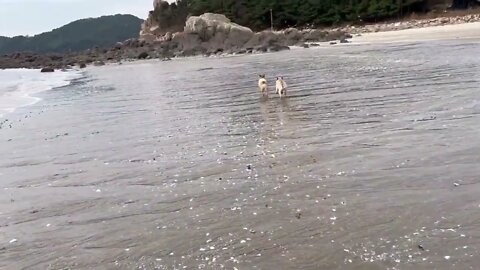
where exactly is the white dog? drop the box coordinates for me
[276,77,287,97]
[258,74,268,96]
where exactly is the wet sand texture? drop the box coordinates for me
[1,38,480,269]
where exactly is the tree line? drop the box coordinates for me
[153,0,471,31]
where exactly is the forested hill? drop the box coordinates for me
[0,14,143,54]
[154,0,473,31]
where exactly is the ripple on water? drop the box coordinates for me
[1,40,480,269]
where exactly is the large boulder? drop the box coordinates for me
[244,31,285,48]
[184,13,254,50]
[284,28,303,45]
[171,32,202,52]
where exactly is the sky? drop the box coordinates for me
[0,0,174,37]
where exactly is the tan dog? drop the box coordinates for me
[276,77,287,97]
[258,74,268,96]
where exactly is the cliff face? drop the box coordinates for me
[140,0,188,42]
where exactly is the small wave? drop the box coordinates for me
[0,69,83,117]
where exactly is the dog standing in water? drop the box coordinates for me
[276,77,287,97]
[258,74,268,96]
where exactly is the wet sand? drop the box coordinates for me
[1,34,480,269]
[353,21,480,43]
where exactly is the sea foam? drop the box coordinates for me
[0,69,82,117]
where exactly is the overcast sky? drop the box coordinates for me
[0,0,174,37]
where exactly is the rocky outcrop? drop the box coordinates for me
[139,0,165,41]
[0,12,353,69]
[17,11,480,69]
[140,0,187,43]
[140,13,164,42]
[184,14,254,44]
[139,7,351,57]
[179,13,254,52]
[147,13,350,56]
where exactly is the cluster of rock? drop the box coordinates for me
[143,13,350,57]
[335,13,480,34]
[4,10,480,70]
[0,13,351,70]
[140,0,177,43]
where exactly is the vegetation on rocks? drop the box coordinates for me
[151,0,472,31]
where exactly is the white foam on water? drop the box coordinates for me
[0,69,82,117]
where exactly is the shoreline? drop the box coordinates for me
[1,36,480,269]
[351,21,480,44]
[331,12,480,34]
[1,13,480,70]
[0,68,83,119]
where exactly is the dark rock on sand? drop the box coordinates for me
[268,45,290,52]
[137,52,149,59]
[40,67,54,73]
[254,46,268,53]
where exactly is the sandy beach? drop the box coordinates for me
[1,20,480,270]
[352,21,480,43]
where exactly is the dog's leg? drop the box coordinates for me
[261,86,267,97]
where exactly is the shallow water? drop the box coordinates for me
[1,40,480,270]
[0,69,81,117]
